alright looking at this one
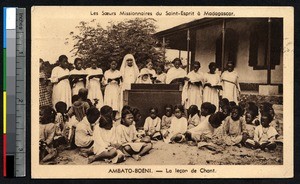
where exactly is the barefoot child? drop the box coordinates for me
[88,106,125,164]
[222,105,247,146]
[116,108,152,161]
[187,105,201,129]
[75,107,99,151]
[185,102,215,143]
[163,104,188,143]
[143,107,162,140]
[39,106,58,162]
[245,113,278,151]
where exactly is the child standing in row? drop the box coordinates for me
[163,105,187,143]
[103,61,122,113]
[86,58,104,109]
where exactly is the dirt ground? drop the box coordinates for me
[42,105,283,166]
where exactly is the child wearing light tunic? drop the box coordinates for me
[163,105,187,143]
[86,58,104,109]
[70,58,86,95]
[221,62,240,104]
[115,108,152,161]
[50,55,72,108]
[103,61,122,112]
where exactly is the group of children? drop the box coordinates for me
[39,85,282,164]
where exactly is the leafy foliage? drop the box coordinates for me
[67,18,164,71]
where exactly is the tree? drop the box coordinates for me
[67,18,164,71]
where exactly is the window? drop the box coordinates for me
[215,28,239,70]
[248,19,282,70]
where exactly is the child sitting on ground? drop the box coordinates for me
[245,113,278,152]
[163,104,188,143]
[143,107,162,140]
[88,105,125,164]
[75,106,99,152]
[115,108,153,161]
[269,107,283,136]
[245,110,260,140]
[39,106,58,162]
[222,105,248,146]
[161,105,174,131]
[185,102,215,143]
[187,105,201,129]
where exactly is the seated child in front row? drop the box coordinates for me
[88,105,125,164]
[39,106,58,162]
[143,107,162,140]
[245,113,278,151]
[186,102,215,143]
[163,104,187,143]
[75,107,99,150]
[115,108,153,161]
[222,105,248,146]
[161,105,174,132]
[187,105,201,129]
[245,109,260,140]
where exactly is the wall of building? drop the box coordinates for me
[194,19,283,84]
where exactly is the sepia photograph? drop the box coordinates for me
[31,6,293,178]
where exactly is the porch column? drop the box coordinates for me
[221,19,226,71]
[267,18,272,84]
[162,36,166,63]
[187,29,190,72]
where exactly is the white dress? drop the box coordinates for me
[165,67,187,84]
[188,115,214,141]
[70,69,86,95]
[164,117,187,143]
[203,72,221,109]
[221,70,240,103]
[86,68,104,109]
[93,123,117,155]
[104,69,122,111]
[50,66,72,108]
[182,70,205,110]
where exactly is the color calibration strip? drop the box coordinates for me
[3,7,26,177]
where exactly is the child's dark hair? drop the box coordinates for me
[86,106,100,124]
[209,112,225,128]
[173,104,184,113]
[247,102,259,117]
[55,101,67,114]
[208,62,216,69]
[231,105,242,117]
[261,112,273,123]
[40,106,56,124]
[210,104,217,114]
[78,88,88,101]
[74,58,82,66]
[188,105,199,116]
[220,98,230,106]
[149,107,158,114]
[260,102,273,114]
[201,102,212,112]
[58,55,68,65]
[100,105,113,116]
[229,101,237,108]
[72,95,80,104]
[121,108,134,124]
[121,105,132,113]
[172,58,182,65]
[99,106,113,129]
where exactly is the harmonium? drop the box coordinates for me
[123,84,182,128]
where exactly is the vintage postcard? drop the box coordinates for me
[31,6,294,178]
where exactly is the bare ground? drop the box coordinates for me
[42,105,283,166]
